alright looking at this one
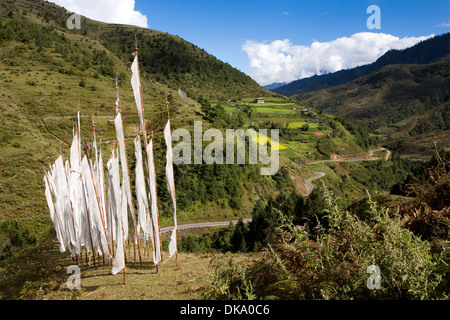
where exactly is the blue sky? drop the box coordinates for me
[134,1,449,71]
[52,0,450,84]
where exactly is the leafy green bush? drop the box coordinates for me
[316,137,336,158]
[203,256,256,300]
[203,183,447,300]
[399,147,450,241]
[178,223,235,253]
[0,219,36,260]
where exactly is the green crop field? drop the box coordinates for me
[288,121,320,129]
[254,107,295,114]
[284,140,311,151]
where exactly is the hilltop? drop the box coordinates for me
[0,0,272,101]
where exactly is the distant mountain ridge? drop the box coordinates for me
[271,32,450,97]
[263,82,290,91]
[295,60,450,158]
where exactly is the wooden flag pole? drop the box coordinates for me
[60,150,80,263]
[80,168,96,268]
[164,92,178,268]
[83,140,113,273]
[43,167,67,254]
[115,78,143,267]
[110,141,127,284]
[91,119,112,270]
[132,36,164,269]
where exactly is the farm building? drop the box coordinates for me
[301,109,311,115]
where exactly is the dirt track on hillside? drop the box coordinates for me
[302,147,391,196]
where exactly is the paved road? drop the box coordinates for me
[307,147,387,165]
[157,148,390,233]
[303,147,390,195]
[303,171,326,195]
[160,218,252,234]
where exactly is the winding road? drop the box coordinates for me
[160,218,252,234]
[303,147,390,194]
[164,147,390,234]
[304,171,326,194]
[44,113,391,236]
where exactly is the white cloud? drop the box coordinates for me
[242,32,433,86]
[436,22,450,28]
[50,0,148,28]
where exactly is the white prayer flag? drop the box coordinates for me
[164,120,177,257]
[98,146,107,235]
[112,217,125,275]
[54,155,76,256]
[108,152,125,275]
[135,135,151,244]
[121,184,129,242]
[131,56,144,130]
[146,139,161,265]
[114,113,136,242]
[106,154,117,242]
[69,131,82,255]
[81,156,110,257]
[44,174,65,253]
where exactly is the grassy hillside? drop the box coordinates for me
[295,61,450,159]
[0,0,272,101]
[0,0,390,237]
[0,0,277,239]
[2,0,441,301]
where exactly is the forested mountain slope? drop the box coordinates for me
[272,32,450,97]
[295,61,450,158]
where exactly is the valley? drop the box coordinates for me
[0,0,448,302]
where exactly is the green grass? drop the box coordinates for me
[254,107,295,114]
[393,119,412,127]
[280,147,307,159]
[247,101,298,115]
[288,121,319,129]
[284,140,311,151]
[0,239,215,300]
[256,103,295,108]
[223,106,237,113]
[241,96,290,104]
